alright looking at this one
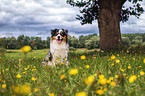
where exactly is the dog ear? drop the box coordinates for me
[51,30,55,36]
[64,29,68,34]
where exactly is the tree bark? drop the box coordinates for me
[98,0,126,51]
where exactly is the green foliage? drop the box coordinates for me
[66,0,144,24]
[122,36,131,47]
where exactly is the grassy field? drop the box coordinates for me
[1,48,145,96]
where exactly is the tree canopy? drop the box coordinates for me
[66,0,144,25]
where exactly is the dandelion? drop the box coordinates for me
[116,59,120,63]
[140,71,144,76]
[16,74,21,78]
[34,88,39,92]
[128,66,131,69]
[31,77,36,81]
[75,92,87,96]
[84,75,95,85]
[99,75,104,79]
[127,50,129,53]
[85,65,89,68]
[2,84,6,88]
[111,63,115,66]
[81,55,86,60]
[129,75,137,83]
[96,89,104,95]
[110,81,116,86]
[60,75,65,79]
[24,68,28,70]
[143,58,145,63]
[20,46,31,53]
[111,55,116,60]
[49,93,54,96]
[69,69,78,75]
[99,78,107,85]
[11,84,31,95]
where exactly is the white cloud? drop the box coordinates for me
[0,0,145,39]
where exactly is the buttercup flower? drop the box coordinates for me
[96,89,104,95]
[69,69,78,75]
[99,75,104,79]
[84,75,95,85]
[2,84,6,88]
[143,58,145,63]
[20,46,31,53]
[85,65,89,68]
[75,92,87,96]
[49,93,54,96]
[31,77,36,81]
[111,55,116,60]
[34,88,39,92]
[81,55,86,60]
[99,78,107,85]
[129,75,137,83]
[110,81,116,86]
[60,75,65,79]
[16,74,21,78]
[11,84,31,95]
[128,66,131,69]
[140,71,144,76]
[116,59,120,63]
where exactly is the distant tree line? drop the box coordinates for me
[0,33,145,50]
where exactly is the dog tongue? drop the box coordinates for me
[57,40,61,43]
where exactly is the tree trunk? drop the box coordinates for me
[98,0,126,51]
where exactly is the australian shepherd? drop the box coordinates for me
[42,29,69,66]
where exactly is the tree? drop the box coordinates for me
[66,0,144,50]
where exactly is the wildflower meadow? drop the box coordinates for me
[0,46,145,96]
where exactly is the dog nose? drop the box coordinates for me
[58,36,60,39]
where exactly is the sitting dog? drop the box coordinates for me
[42,29,69,66]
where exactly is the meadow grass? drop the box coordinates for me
[0,49,145,96]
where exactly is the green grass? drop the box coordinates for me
[1,49,145,96]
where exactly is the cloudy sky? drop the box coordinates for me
[0,0,145,39]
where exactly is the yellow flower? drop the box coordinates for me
[75,92,87,96]
[99,78,107,85]
[111,55,116,60]
[24,68,28,70]
[111,63,115,66]
[116,59,120,63]
[31,77,36,81]
[129,75,137,83]
[110,81,116,86]
[11,84,31,95]
[99,75,104,79]
[96,89,104,95]
[127,50,129,53]
[49,93,54,96]
[140,71,144,76]
[34,88,39,92]
[69,69,78,75]
[2,84,6,88]
[16,74,21,78]
[85,65,89,68]
[20,46,31,53]
[115,75,119,78]
[81,55,86,60]
[143,58,145,63]
[84,75,95,85]
[60,75,65,79]
[128,66,131,69]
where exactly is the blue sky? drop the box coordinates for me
[0,0,145,40]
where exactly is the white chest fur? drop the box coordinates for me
[50,40,68,59]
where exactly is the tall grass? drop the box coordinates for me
[0,49,145,96]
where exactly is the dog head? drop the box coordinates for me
[51,29,68,43]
